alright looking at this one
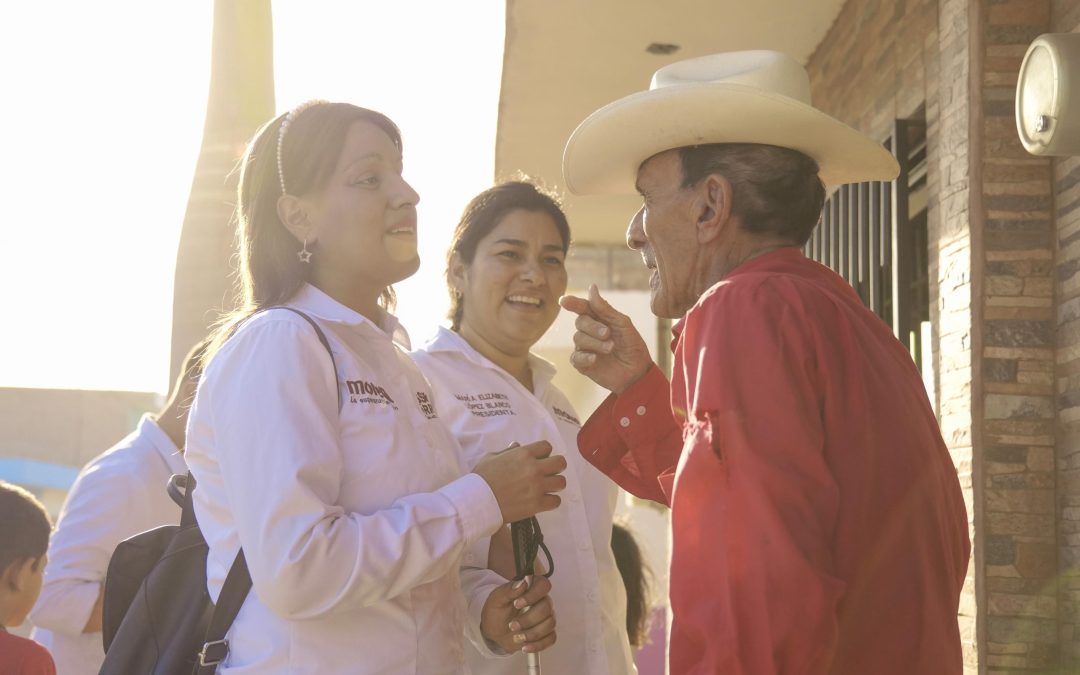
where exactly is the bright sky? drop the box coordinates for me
[0,1,506,394]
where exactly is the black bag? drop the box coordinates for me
[100,307,340,674]
[100,473,250,674]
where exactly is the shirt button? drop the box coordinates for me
[587,590,597,602]
[636,405,647,416]
[619,417,631,427]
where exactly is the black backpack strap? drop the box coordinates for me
[232,306,343,412]
[193,305,340,672]
[194,551,252,673]
[270,306,342,412]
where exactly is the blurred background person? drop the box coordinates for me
[611,520,653,652]
[29,339,207,675]
[412,180,636,674]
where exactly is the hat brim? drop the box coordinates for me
[562,83,900,195]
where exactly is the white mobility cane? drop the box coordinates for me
[510,515,554,675]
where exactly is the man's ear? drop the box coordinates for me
[695,174,733,244]
[276,194,316,244]
[447,251,468,293]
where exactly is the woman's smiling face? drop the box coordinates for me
[454,208,569,357]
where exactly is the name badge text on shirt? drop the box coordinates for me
[454,392,517,418]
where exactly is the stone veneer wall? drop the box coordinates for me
[975,1,1061,671]
[1052,2,1080,668]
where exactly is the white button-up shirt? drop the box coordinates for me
[30,415,187,675]
[184,285,503,674]
[412,327,637,675]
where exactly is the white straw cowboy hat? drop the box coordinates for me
[562,50,900,194]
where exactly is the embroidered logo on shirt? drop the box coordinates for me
[416,391,438,419]
[454,392,516,418]
[346,379,397,408]
[551,406,580,427]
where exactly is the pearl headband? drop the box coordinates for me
[276,100,326,195]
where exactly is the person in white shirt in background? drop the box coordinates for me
[29,338,208,675]
[412,180,637,674]
[184,101,565,675]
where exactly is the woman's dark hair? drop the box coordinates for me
[205,102,402,364]
[678,143,826,246]
[446,181,571,331]
[0,481,51,575]
[611,521,653,648]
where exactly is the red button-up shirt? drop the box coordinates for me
[579,248,969,674]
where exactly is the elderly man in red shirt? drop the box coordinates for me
[559,50,970,675]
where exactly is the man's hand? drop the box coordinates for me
[559,284,654,394]
[480,576,556,655]
[473,442,567,524]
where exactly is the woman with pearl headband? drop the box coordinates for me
[183,102,563,673]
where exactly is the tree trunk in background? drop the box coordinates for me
[169,0,274,386]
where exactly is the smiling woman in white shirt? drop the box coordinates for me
[183,102,567,674]
[411,181,637,674]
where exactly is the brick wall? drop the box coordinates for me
[806,0,937,131]
[938,3,981,667]
[1052,1,1080,668]
[976,1,1060,670]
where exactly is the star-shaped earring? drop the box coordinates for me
[298,238,312,263]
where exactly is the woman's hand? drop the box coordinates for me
[480,575,557,655]
[473,441,567,524]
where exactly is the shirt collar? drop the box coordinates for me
[136,414,186,475]
[288,283,412,349]
[420,326,557,391]
[670,246,805,349]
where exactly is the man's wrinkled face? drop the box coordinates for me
[627,149,702,318]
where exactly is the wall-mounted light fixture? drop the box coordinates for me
[1016,33,1080,156]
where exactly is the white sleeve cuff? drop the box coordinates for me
[440,473,503,545]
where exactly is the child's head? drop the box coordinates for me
[0,481,51,627]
